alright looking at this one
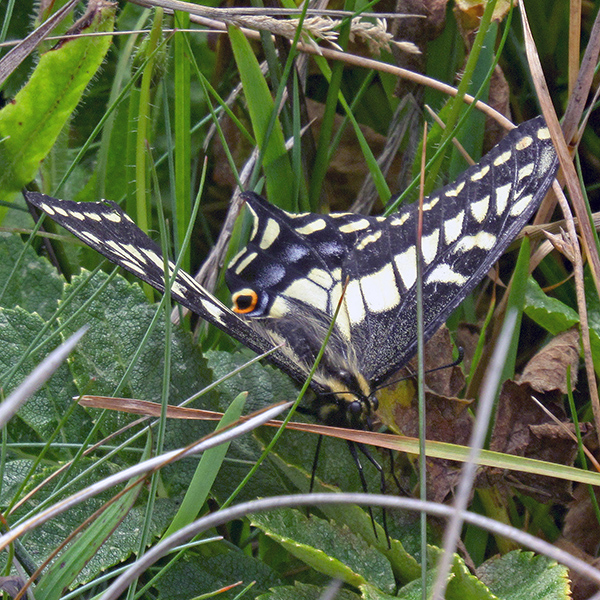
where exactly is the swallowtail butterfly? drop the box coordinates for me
[27,116,558,432]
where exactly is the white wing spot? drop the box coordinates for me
[470,165,490,181]
[518,162,534,181]
[493,150,512,166]
[426,264,467,285]
[259,219,280,250]
[234,252,258,275]
[360,264,401,313]
[495,183,512,215]
[295,219,326,235]
[394,246,417,289]
[516,135,533,150]
[106,240,132,262]
[203,301,226,324]
[470,195,490,223]
[421,229,440,264]
[510,194,534,216]
[283,279,329,312]
[307,268,333,288]
[539,146,556,173]
[104,211,122,223]
[422,197,439,211]
[85,212,102,222]
[122,244,145,263]
[269,296,291,318]
[40,203,56,216]
[69,211,85,221]
[79,231,102,245]
[390,213,410,227]
[121,259,146,277]
[444,210,465,245]
[170,280,186,297]
[54,206,69,217]
[356,230,382,250]
[344,280,366,325]
[142,248,164,269]
[455,232,497,252]
[339,219,370,233]
[445,181,465,197]
[229,249,245,266]
[537,126,551,140]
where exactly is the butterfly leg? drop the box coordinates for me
[355,442,392,548]
[346,440,393,546]
[309,434,324,495]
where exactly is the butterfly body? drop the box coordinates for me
[27,116,559,431]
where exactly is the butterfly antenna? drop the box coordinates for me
[374,346,465,394]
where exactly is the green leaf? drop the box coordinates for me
[0,233,64,320]
[163,391,247,538]
[228,25,294,208]
[477,550,570,600]
[35,438,152,600]
[257,582,360,600]
[153,553,281,600]
[252,508,395,593]
[393,552,496,600]
[0,2,115,207]
[524,276,579,335]
[0,306,87,442]
[263,443,421,584]
[59,270,211,405]
[502,235,531,380]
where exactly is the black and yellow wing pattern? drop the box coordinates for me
[27,116,558,428]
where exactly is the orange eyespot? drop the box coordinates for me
[232,289,259,314]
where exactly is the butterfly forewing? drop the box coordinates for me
[344,116,558,385]
[25,192,314,389]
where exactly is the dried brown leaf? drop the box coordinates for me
[519,328,580,394]
[487,380,583,503]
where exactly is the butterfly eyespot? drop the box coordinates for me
[232,289,259,314]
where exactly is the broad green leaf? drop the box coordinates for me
[393,552,495,600]
[59,270,212,406]
[477,550,570,600]
[205,349,303,503]
[526,274,600,374]
[252,508,395,593]
[524,276,579,335]
[153,553,281,600]
[0,2,115,208]
[0,306,88,442]
[264,445,421,584]
[35,438,152,600]
[228,25,294,208]
[0,233,64,319]
[257,582,360,600]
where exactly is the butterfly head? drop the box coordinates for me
[315,369,379,430]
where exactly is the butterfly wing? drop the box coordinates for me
[342,116,558,386]
[25,192,317,391]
